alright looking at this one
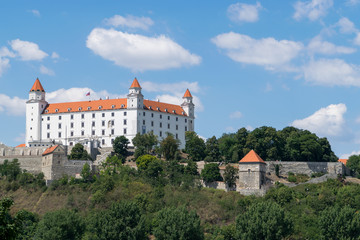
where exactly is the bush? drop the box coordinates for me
[201,163,222,183]
[311,172,325,178]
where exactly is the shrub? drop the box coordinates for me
[288,175,297,182]
[201,163,222,183]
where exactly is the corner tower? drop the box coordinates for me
[181,89,195,131]
[127,78,144,109]
[26,78,48,146]
[238,150,266,190]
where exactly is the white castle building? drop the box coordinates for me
[25,78,194,149]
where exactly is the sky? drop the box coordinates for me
[1,0,360,158]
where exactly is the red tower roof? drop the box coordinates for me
[239,150,265,163]
[183,89,192,98]
[30,78,45,92]
[130,78,141,88]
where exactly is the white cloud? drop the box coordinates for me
[293,0,333,21]
[227,2,262,23]
[229,111,243,119]
[307,36,356,55]
[46,88,125,103]
[0,58,10,77]
[212,32,303,69]
[0,47,15,58]
[105,15,154,30]
[337,17,357,34]
[40,65,55,76]
[30,9,40,17]
[0,94,27,116]
[354,32,360,46]
[303,58,360,86]
[51,52,59,59]
[86,28,201,71]
[225,126,235,132]
[10,39,48,61]
[340,150,360,159]
[291,103,346,137]
[246,125,254,131]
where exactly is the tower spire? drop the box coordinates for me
[30,78,45,92]
[130,77,141,89]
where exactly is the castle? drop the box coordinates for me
[25,78,194,149]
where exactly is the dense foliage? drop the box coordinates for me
[69,143,92,160]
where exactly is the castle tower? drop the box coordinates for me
[26,78,48,146]
[127,78,144,109]
[238,150,266,189]
[181,89,195,131]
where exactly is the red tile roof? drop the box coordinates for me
[43,98,187,116]
[338,159,348,165]
[183,89,192,98]
[15,144,26,148]
[130,78,141,88]
[30,78,45,92]
[239,150,265,163]
[42,145,58,156]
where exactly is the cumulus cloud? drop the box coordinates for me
[86,28,201,71]
[229,111,243,119]
[307,36,356,55]
[40,65,55,76]
[141,81,204,112]
[293,0,333,21]
[227,2,262,23]
[212,32,303,69]
[51,52,59,59]
[337,17,357,34]
[0,94,27,116]
[291,103,346,137]
[354,32,360,46]
[29,9,40,17]
[340,150,360,159]
[105,15,154,30]
[10,39,48,61]
[0,47,15,77]
[303,58,360,86]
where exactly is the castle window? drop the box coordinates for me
[123,128,127,134]
[160,115,162,119]
[182,111,185,115]
[111,129,114,135]
[58,132,61,138]
[160,131,162,137]
[45,110,48,113]
[151,121,154,127]
[176,125,178,130]
[47,133,50,138]
[68,108,71,112]
[248,169,251,174]
[149,106,152,110]
[81,122,85,128]
[111,120,114,126]
[71,131,74,137]
[81,114,85,119]
[168,116,170,120]
[190,120,192,124]
[92,113,95,118]
[71,114,74,120]
[157,107,160,111]
[185,126,187,131]
[160,122,162,128]
[87,107,91,110]
[55,109,59,112]
[70,142,73,146]
[102,129,105,135]
[124,119,127,125]
[165,108,168,112]
[121,104,125,108]
[143,112,145,116]
[111,139,114,144]
[47,116,50,120]
[70,122,74,128]
[143,120,145,125]
[102,139,105,145]
[92,130,95,135]
[176,133,178,139]
[185,119,187,123]
[58,123,61,129]
[173,110,176,114]
[168,123,170,129]
[99,106,102,110]
[59,116,61,120]
[78,107,82,111]
[124,111,127,116]
[92,121,95,127]
[81,131,84,136]
[47,124,50,130]
[102,121,105,126]
[151,113,154,118]
[111,105,115,109]
[111,112,114,117]
[31,118,33,121]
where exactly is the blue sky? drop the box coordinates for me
[1,0,360,158]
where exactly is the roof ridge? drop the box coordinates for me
[239,150,265,163]
[130,78,141,88]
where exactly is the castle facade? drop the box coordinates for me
[25,78,194,149]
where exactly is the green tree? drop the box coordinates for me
[34,209,85,240]
[84,201,147,240]
[319,205,360,240]
[160,133,179,161]
[132,132,158,154]
[81,163,92,182]
[0,159,21,181]
[223,165,239,188]
[184,160,198,176]
[165,160,184,186]
[69,143,91,160]
[201,163,222,183]
[153,206,204,240]
[136,154,159,172]
[185,131,206,161]
[113,136,130,158]
[204,136,221,162]
[15,210,39,240]
[347,154,360,176]
[235,201,293,240]
[0,197,20,239]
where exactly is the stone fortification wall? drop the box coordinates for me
[266,161,349,176]
[0,157,42,174]
[63,160,93,178]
